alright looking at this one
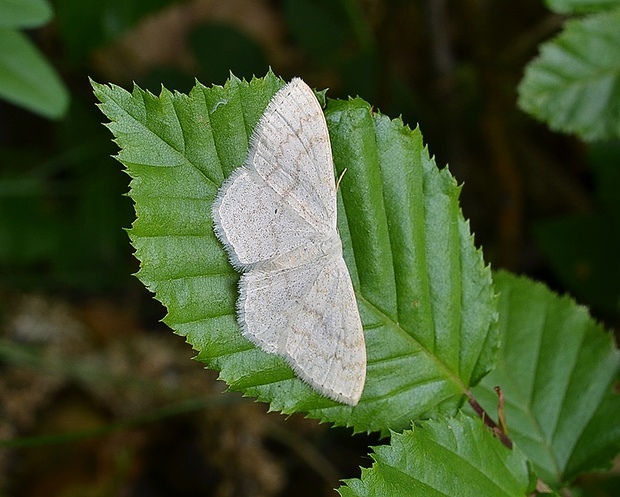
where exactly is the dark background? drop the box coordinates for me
[1,1,618,495]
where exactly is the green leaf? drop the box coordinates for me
[472,272,620,489]
[0,28,69,119]
[0,0,52,28]
[518,8,620,141]
[545,0,620,14]
[338,412,534,497]
[92,71,497,433]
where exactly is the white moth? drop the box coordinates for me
[212,78,366,406]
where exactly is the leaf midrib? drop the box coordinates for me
[357,292,468,394]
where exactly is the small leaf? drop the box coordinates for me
[0,28,69,119]
[93,72,497,433]
[472,271,620,489]
[0,0,52,28]
[338,412,534,497]
[518,8,620,141]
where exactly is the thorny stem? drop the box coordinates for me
[467,388,513,449]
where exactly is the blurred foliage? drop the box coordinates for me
[518,5,620,141]
[0,0,68,118]
[0,0,52,29]
[55,0,181,62]
[533,144,620,312]
[188,23,268,86]
[545,0,620,14]
[0,97,131,290]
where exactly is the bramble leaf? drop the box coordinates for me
[93,71,497,433]
[472,271,620,489]
[338,413,534,497]
[518,8,620,141]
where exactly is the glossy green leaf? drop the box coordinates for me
[518,8,620,141]
[545,0,620,13]
[92,71,497,433]
[472,271,620,489]
[0,0,52,28]
[338,412,534,497]
[0,28,69,119]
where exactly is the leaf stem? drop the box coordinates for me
[467,390,513,449]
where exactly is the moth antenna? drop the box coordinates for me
[336,168,347,192]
